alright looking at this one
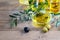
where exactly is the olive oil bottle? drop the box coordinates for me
[50,0,60,14]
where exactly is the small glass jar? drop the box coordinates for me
[32,11,52,29]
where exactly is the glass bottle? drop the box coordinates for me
[19,0,29,5]
[50,0,60,14]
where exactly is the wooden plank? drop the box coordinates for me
[0,31,60,40]
[0,0,19,11]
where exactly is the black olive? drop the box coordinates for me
[24,27,30,33]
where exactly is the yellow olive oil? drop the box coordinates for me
[50,0,59,14]
[32,12,51,28]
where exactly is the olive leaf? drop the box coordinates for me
[45,0,48,5]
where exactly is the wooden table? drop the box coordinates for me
[0,0,60,40]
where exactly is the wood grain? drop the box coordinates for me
[0,0,19,28]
